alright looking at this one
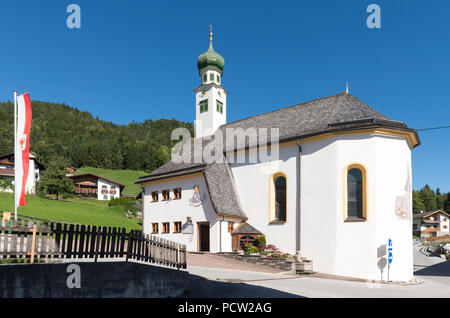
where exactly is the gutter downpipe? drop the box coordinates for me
[219,215,225,253]
[296,139,302,254]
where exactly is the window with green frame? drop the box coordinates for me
[216,100,223,114]
[217,74,220,84]
[200,99,208,113]
[210,73,214,82]
[203,74,207,83]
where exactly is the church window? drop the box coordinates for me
[216,100,223,114]
[174,188,182,200]
[344,164,367,221]
[200,99,208,113]
[217,74,220,84]
[162,190,170,201]
[174,222,182,233]
[269,172,287,223]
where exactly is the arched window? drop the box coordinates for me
[344,164,367,221]
[269,172,287,223]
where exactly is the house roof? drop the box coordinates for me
[232,222,263,235]
[70,173,125,192]
[0,168,15,176]
[0,152,45,170]
[413,210,450,219]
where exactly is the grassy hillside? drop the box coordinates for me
[75,167,147,195]
[0,193,141,231]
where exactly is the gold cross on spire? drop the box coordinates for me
[209,24,213,41]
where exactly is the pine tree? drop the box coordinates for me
[412,190,426,214]
[419,185,437,212]
[443,193,450,213]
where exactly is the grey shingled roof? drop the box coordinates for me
[232,222,262,235]
[137,92,420,219]
[203,158,246,219]
[413,210,450,219]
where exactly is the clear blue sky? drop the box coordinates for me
[0,0,449,191]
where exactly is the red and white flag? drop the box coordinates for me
[15,93,32,207]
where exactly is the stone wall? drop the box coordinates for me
[0,261,188,298]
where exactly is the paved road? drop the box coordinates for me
[182,245,450,298]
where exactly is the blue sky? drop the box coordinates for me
[0,0,449,191]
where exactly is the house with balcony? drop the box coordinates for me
[413,210,450,238]
[69,173,124,201]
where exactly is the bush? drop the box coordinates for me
[244,243,258,254]
[109,197,133,207]
[257,234,266,247]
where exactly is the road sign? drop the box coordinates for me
[388,239,393,264]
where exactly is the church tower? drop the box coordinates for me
[194,26,227,138]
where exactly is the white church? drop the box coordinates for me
[137,30,421,282]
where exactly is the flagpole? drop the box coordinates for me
[13,91,18,221]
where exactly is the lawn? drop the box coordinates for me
[0,192,141,231]
[75,167,147,196]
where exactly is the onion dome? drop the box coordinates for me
[197,31,225,74]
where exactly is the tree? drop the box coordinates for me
[412,190,425,214]
[419,185,437,212]
[37,159,73,199]
[443,193,450,213]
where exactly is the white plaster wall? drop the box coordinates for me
[97,179,120,201]
[300,134,413,282]
[142,175,221,252]
[438,214,449,233]
[229,144,299,254]
[25,159,36,194]
[195,86,226,138]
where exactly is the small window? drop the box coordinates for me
[151,191,159,202]
[199,99,208,113]
[174,222,182,233]
[217,74,220,84]
[228,222,234,233]
[216,100,223,114]
[152,223,159,234]
[162,222,170,233]
[162,190,170,201]
[203,74,207,83]
[210,73,214,81]
[174,188,182,200]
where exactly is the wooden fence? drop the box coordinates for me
[0,219,186,269]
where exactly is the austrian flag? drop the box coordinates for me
[15,93,32,207]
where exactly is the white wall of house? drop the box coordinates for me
[142,174,229,253]
[300,134,413,282]
[1,158,39,194]
[438,213,449,233]
[97,178,120,201]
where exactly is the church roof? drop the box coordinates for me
[137,92,420,219]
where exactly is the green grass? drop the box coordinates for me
[0,193,141,231]
[76,167,147,195]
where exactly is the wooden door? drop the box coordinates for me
[199,223,210,252]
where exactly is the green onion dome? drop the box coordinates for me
[197,33,225,73]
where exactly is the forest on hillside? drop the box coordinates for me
[0,100,194,172]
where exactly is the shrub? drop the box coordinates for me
[257,234,266,247]
[244,243,258,254]
[109,197,133,206]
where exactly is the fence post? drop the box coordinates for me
[28,224,37,264]
[126,230,133,262]
[94,227,101,263]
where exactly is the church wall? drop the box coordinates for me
[142,174,221,252]
[229,144,299,254]
[300,134,413,282]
